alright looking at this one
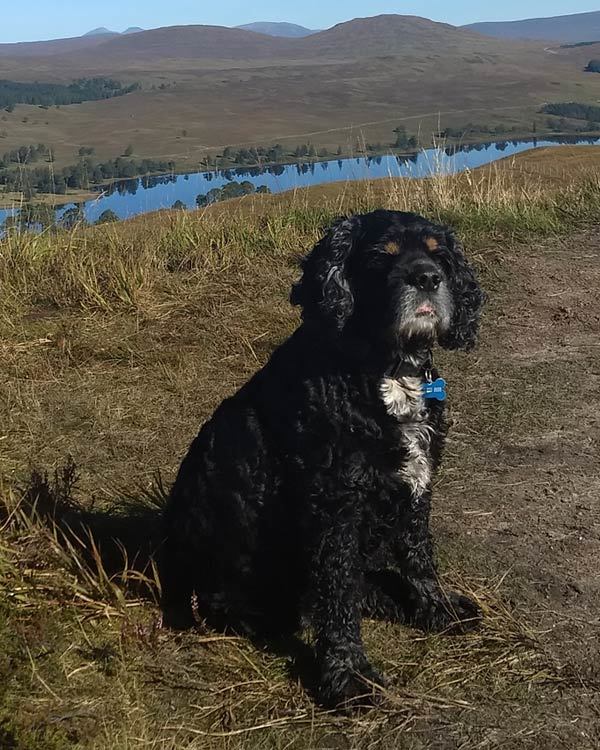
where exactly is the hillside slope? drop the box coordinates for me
[463,10,600,43]
[0,14,541,68]
[0,32,119,57]
[295,14,496,57]
[60,24,288,63]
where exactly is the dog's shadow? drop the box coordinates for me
[18,461,320,699]
[19,461,164,603]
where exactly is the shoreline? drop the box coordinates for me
[1,129,598,212]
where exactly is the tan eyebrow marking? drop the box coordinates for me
[384,241,401,255]
[424,237,439,251]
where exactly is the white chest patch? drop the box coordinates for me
[379,376,433,498]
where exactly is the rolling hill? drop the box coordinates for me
[463,10,600,43]
[102,14,522,62]
[294,14,494,57]
[14,14,544,68]
[236,22,317,38]
[59,24,288,64]
[0,15,556,68]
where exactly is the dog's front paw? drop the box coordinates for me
[422,591,483,633]
[441,591,482,633]
[414,589,482,634]
[317,656,388,709]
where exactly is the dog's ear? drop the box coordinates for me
[439,231,486,351]
[291,216,362,333]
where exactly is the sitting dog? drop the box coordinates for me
[160,209,486,707]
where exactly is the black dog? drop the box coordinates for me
[160,209,486,707]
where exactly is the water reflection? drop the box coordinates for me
[1,135,599,228]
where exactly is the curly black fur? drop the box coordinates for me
[160,209,486,707]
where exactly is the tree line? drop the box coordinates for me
[0,151,176,196]
[1,127,424,201]
[0,78,140,109]
[221,144,336,166]
[540,102,600,122]
[0,143,51,166]
[560,41,599,49]
[219,129,420,168]
[437,122,521,138]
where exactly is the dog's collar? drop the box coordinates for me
[387,350,434,382]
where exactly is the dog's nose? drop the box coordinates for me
[410,267,441,292]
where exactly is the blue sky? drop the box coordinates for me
[2,1,599,43]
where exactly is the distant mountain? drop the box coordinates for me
[236,22,317,38]
[84,26,144,38]
[84,27,117,37]
[462,10,600,43]
[24,14,532,70]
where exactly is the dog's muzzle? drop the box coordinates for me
[398,279,453,339]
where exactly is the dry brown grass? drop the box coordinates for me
[2,155,600,747]
[493,144,600,179]
[0,473,562,750]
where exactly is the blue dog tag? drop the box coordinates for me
[422,378,447,401]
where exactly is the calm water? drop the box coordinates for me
[1,136,599,227]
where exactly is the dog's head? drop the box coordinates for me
[291,209,485,355]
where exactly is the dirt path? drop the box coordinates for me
[429,228,600,747]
